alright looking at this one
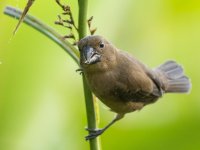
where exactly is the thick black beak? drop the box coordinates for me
[83,46,101,64]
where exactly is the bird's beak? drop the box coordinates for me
[83,46,101,64]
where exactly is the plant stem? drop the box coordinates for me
[4,3,101,150]
[78,0,88,39]
[4,6,79,64]
[78,0,101,150]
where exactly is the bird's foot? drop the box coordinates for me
[85,128,104,140]
[76,68,83,75]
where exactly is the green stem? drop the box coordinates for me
[4,6,79,64]
[78,0,88,39]
[78,0,101,150]
[4,3,101,150]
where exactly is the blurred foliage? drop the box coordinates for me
[0,0,200,150]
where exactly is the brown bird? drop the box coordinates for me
[78,35,191,140]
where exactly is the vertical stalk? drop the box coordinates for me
[78,0,101,150]
[4,1,101,149]
[78,0,88,39]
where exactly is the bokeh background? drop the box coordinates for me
[0,0,200,150]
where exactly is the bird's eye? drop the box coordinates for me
[99,42,105,48]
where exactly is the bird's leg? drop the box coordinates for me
[76,68,83,75]
[85,113,124,140]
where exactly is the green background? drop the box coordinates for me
[0,0,199,150]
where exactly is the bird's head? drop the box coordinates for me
[78,35,118,72]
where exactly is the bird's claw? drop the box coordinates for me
[76,68,83,75]
[85,127,100,132]
[85,128,104,140]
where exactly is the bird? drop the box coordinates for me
[78,35,191,140]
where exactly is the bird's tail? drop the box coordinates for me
[155,60,191,93]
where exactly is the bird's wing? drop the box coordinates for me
[115,51,161,103]
[145,69,164,97]
[112,81,159,104]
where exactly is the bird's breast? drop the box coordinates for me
[84,70,144,113]
[85,71,116,99]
